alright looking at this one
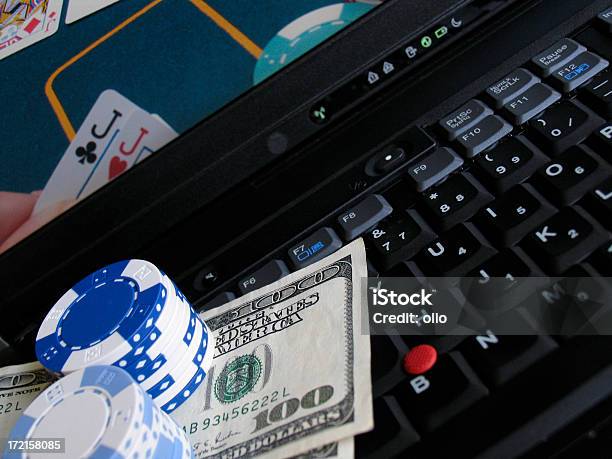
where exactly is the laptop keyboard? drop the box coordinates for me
[190,10,612,458]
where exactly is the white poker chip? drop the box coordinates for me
[5,366,148,458]
[35,260,175,374]
[6,365,194,458]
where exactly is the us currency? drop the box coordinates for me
[0,362,56,453]
[291,438,353,459]
[172,239,372,458]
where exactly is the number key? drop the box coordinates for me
[529,100,603,154]
[475,184,556,247]
[533,145,611,206]
[521,207,607,273]
[415,223,497,277]
[475,136,548,193]
[366,210,436,270]
[421,173,493,231]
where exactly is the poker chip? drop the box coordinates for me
[119,286,191,382]
[5,365,193,458]
[140,307,199,393]
[155,317,212,413]
[160,333,214,414]
[253,3,374,83]
[35,260,173,374]
[35,259,214,418]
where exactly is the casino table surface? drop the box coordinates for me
[1,0,374,193]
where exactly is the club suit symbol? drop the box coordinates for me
[75,141,97,164]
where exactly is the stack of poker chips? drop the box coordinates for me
[4,365,192,459]
[35,260,213,414]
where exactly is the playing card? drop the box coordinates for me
[33,89,139,214]
[65,0,119,24]
[78,110,177,199]
[0,0,63,61]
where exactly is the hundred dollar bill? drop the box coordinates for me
[173,239,372,458]
[0,362,56,453]
[291,438,353,459]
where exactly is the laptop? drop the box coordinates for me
[2,0,612,456]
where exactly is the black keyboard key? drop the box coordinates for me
[522,207,608,273]
[474,135,548,193]
[438,99,493,140]
[337,194,393,240]
[580,70,612,117]
[366,210,436,270]
[460,312,557,386]
[201,291,236,311]
[288,227,343,269]
[475,184,556,248]
[391,351,488,432]
[406,147,464,192]
[550,51,609,93]
[455,115,513,158]
[485,68,540,109]
[354,396,420,458]
[583,177,612,229]
[462,249,546,314]
[531,38,586,77]
[526,264,609,336]
[238,259,289,294]
[468,248,541,281]
[534,145,610,206]
[421,172,493,231]
[416,223,497,277]
[529,100,603,154]
[502,83,561,125]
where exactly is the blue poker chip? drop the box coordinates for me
[5,366,148,458]
[35,260,172,374]
[118,278,189,382]
[253,3,374,84]
[140,304,199,394]
[134,304,197,387]
[156,318,213,413]
[145,310,204,401]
